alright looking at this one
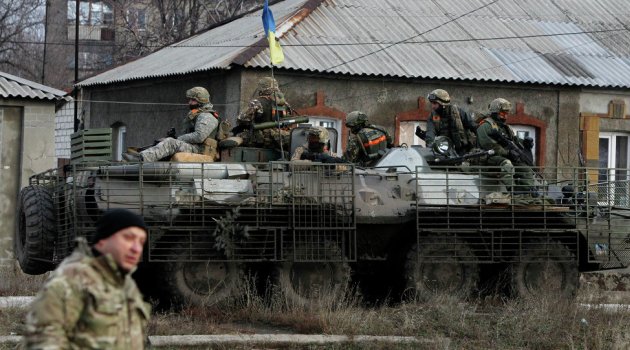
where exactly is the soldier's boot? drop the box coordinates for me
[122,152,143,162]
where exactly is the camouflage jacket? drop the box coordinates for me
[177,103,219,145]
[235,91,293,147]
[476,115,516,158]
[23,238,151,350]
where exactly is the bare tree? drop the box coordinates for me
[111,0,258,65]
[0,0,45,81]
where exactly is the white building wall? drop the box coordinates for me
[55,103,74,159]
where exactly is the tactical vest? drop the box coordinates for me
[479,116,516,140]
[357,127,388,160]
[187,107,220,139]
[258,92,288,123]
[431,105,470,150]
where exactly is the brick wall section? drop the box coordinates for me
[55,104,74,158]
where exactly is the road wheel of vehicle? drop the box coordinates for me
[511,240,578,298]
[14,185,56,275]
[159,255,244,307]
[404,236,479,301]
[275,244,351,308]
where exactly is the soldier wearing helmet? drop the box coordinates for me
[477,98,536,196]
[123,86,220,162]
[425,89,476,155]
[291,126,340,161]
[343,111,392,166]
[234,77,294,150]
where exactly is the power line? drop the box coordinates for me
[320,0,500,72]
[7,28,627,48]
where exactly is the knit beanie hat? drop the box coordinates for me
[92,209,148,244]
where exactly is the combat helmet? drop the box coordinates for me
[186,87,210,104]
[345,111,369,129]
[427,89,451,105]
[488,98,511,114]
[306,126,329,145]
[258,77,279,91]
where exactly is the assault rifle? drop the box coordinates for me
[300,152,347,164]
[488,129,534,167]
[431,149,495,166]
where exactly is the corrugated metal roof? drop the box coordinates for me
[80,0,630,88]
[0,71,69,100]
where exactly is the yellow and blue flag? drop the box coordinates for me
[262,0,284,65]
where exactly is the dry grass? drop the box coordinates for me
[0,264,47,297]
[144,276,630,349]
[2,270,630,349]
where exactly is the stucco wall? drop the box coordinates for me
[0,99,57,266]
[84,71,241,148]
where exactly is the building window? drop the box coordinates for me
[512,125,536,163]
[398,121,427,147]
[598,132,629,206]
[608,100,626,119]
[127,8,147,30]
[112,123,127,161]
[67,1,113,26]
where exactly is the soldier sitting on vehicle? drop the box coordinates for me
[424,88,476,156]
[343,111,393,167]
[122,86,220,162]
[291,126,343,163]
[232,77,294,151]
[477,98,537,197]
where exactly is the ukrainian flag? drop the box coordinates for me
[262,0,284,65]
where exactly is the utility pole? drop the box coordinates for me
[73,0,80,132]
[41,0,50,84]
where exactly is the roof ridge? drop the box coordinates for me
[233,0,324,65]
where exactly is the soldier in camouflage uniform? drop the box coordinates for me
[234,77,293,150]
[425,89,476,155]
[291,126,338,161]
[343,111,392,167]
[23,209,151,349]
[123,87,219,162]
[477,98,536,196]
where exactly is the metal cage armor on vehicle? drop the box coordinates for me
[15,138,630,306]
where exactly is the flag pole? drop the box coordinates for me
[270,63,285,160]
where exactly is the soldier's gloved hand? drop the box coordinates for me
[523,137,534,149]
[166,128,176,138]
[415,126,426,140]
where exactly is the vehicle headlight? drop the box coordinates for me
[433,136,452,155]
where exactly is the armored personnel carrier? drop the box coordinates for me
[14,128,630,306]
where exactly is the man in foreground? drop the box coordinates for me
[23,209,151,349]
